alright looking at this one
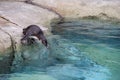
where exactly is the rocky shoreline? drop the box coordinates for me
[0,0,120,53]
[0,0,120,73]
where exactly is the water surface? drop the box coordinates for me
[52,19,120,80]
[0,19,120,80]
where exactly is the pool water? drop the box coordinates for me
[0,19,120,80]
[52,19,120,80]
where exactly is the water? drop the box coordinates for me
[0,19,120,80]
[51,19,120,80]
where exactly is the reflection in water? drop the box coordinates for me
[0,19,120,80]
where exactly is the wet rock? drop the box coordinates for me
[0,30,11,53]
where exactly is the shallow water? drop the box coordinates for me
[0,19,120,80]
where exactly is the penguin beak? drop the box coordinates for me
[42,40,49,49]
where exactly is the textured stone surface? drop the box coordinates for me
[0,1,58,28]
[0,1,58,53]
[0,28,11,53]
[32,0,120,19]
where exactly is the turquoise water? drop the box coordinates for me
[52,19,120,80]
[0,19,119,80]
